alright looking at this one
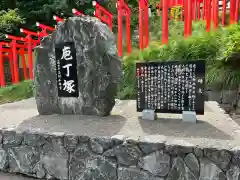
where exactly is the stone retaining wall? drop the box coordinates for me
[0,129,239,180]
[206,89,240,113]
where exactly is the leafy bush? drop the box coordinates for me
[118,23,240,99]
[0,9,25,40]
[207,24,240,89]
[0,80,33,104]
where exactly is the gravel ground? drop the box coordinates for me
[0,98,240,149]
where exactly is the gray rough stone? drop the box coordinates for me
[118,166,164,180]
[41,141,68,180]
[164,139,194,156]
[78,168,103,180]
[34,16,122,116]
[126,137,139,145]
[138,150,170,177]
[222,90,238,104]
[199,158,226,180]
[205,149,231,171]
[114,144,142,166]
[231,147,240,165]
[46,173,55,180]
[3,131,240,180]
[33,163,46,179]
[167,157,197,180]
[0,132,3,144]
[69,158,86,180]
[111,135,125,145]
[79,156,117,180]
[23,131,45,147]
[78,135,90,143]
[3,130,23,146]
[0,148,8,170]
[194,148,204,158]
[64,134,78,152]
[69,144,96,180]
[226,165,240,180]
[45,132,65,148]
[184,153,200,178]
[139,136,166,154]
[103,148,115,157]
[8,146,40,174]
[90,137,113,154]
[206,90,222,103]
[90,139,104,154]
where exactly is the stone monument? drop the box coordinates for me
[34,16,122,116]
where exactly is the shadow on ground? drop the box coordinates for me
[14,113,232,141]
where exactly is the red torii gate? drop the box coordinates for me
[72,5,113,31]
[4,35,26,84]
[1,23,55,87]
[117,0,131,57]
[0,40,32,86]
[92,1,113,31]
[36,22,55,37]
[20,28,39,79]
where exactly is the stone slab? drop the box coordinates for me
[0,98,240,149]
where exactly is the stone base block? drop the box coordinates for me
[141,109,156,121]
[182,111,197,123]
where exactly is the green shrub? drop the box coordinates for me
[207,24,240,88]
[0,80,33,104]
[118,23,240,99]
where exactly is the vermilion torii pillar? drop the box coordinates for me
[229,0,239,24]
[5,34,25,83]
[116,0,131,57]
[222,0,226,25]
[230,0,236,24]
[162,0,168,43]
[210,0,218,29]
[20,28,39,80]
[184,0,193,37]
[235,0,240,23]
[205,0,211,32]
[92,1,113,31]
[36,22,55,37]
[0,42,9,87]
[139,0,149,49]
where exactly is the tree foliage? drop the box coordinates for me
[0,8,25,40]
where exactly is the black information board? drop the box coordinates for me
[136,60,205,115]
[55,42,79,97]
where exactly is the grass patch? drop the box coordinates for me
[0,80,34,105]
